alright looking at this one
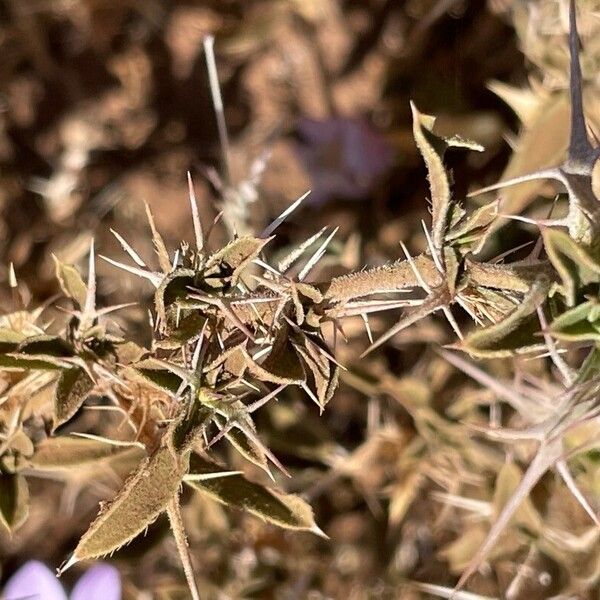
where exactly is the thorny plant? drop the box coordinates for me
[2,0,600,597]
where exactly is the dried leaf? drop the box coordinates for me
[0,473,29,533]
[30,437,145,470]
[465,256,554,294]
[69,445,188,563]
[155,269,196,325]
[53,367,94,429]
[133,359,184,395]
[53,255,87,308]
[492,462,542,533]
[205,237,271,286]
[186,454,324,535]
[17,335,73,357]
[410,101,483,250]
[458,277,550,357]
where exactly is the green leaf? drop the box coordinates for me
[156,312,208,349]
[53,367,95,429]
[53,255,87,307]
[458,277,550,358]
[186,454,324,535]
[543,228,600,306]
[0,473,29,533]
[69,445,188,563]
[550,300,600,342]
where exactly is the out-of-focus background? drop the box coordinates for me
[1,0,600,598]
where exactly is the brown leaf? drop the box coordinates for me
[68,445,188,564]
[0,473,29,533]
[53,367,95,429]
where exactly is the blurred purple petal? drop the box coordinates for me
[70,564,121,600]
[295,117,395,205]
[3,560,67,600]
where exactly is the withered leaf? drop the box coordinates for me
[30,437,145,470]
[53,367,95,429]
[133,359,184,395]
[223,421,270,475]
[156,312,207,349]
[254,326,305,385]
[206,237,271,285]
[187,454,324,535]
[0,327,25,353]
[70,445,188,563]
[492,461,542,533]
[17,335,73,357]
[154,268,196,325]
[0,473,29,533]
[446,200,499,254]
[458,277,550,357]
[411,101,483,250]
[53,256,87,308]
[465,256,554,294]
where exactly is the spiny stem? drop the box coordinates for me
[167,495,201,600]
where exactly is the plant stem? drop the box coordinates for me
[167,495,201,600]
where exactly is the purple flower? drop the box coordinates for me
[3,561,121,600]
[295,117,395,206]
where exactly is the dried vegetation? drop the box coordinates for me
[2,1,600,598]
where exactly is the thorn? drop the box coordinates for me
[82,239,97,326]
[8,262,17,288]
[203,35,231,183]
[400,241,431,293]
[442,306,463,340]
[298,227,338,282]
[110,228,146,267]
[57,553,78,577]
[262,190,311,238]
[361,314,374,344]
[279,226,327,273]
[421,220,444,273]
[100,255,162,288]
[187,171,204,252]
[311,523,330,540]
[205,210,224,247]
[468,168,562,197]
[567,0,595,165]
